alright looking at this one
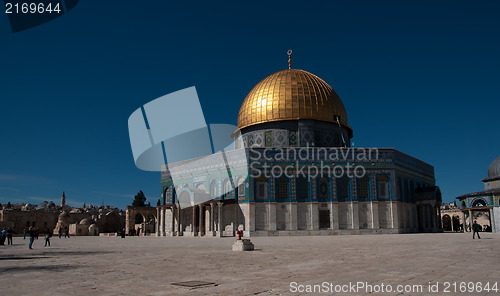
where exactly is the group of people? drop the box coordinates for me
[0,227,71,249]
[0,228,14,245]
[25,227,53,249]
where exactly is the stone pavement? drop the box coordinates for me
[0,232,498,296]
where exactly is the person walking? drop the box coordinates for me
[23,228,26,239]
[6,228,13,245]
[0,228,6,245]
[472,220,481,239]
[44,229,52,247]
[28,226,36,249]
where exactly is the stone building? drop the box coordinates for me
[456,156,500,232]
[156,57,442,237]
[125,206,157,235]
[0,193,125,235]
[440,202,463,232]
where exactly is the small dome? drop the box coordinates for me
[79,218,91,225]
[488,156,500,178]
[58,211,70,220]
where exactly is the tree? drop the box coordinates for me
[132,191,147,207]
[156,199,160,206]
[7,202,12,208]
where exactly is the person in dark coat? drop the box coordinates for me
[28,227,36,249]
[6,228,13,245]
[44,229,52,247]
[0,228,6,245]
[472,220,481,239]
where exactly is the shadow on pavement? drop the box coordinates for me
[0,264,80,273]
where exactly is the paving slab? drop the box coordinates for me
[0,232,498,295]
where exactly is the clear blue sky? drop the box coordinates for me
[0,1,498,209]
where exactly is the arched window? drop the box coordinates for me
[275,177,289,202]
[336,176,350,202]
[317,177,329,202]
[223,180,233,199]
[210,181,218,199]
[296,177,309,202]
[255,176,268,201]
[357,176,370,201]
[163,186,172,204]
[237,178,246,198]
[377,175,390,201]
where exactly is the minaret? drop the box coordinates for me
[61,192,66,208]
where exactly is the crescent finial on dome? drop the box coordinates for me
[287,49,292,69]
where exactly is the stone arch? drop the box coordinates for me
[210,180,218,199]
[236,177,246,198]
[135,213,145,224]
[442,214,452,231]
[471,198,487,208]
[195,182,207,193]
[452,215,461,231]
[178,190,191,208]
[222,179,233,199]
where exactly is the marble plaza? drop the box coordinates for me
[0,233,499,295]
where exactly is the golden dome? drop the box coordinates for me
[237,69,351,133]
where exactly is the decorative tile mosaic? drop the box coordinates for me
[300,128,313,146]
[265,130,273,147]
[247,134,254,147]
[274,130,288,147]
[289,130,298,146]
[253,132,264,147]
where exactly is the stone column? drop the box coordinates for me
[268,203,277,231]
[245,203,255,234]
[199,205,204,236]
[311,203,319,230]
[168,208,174,236]
[489,208,495,233]
[156,207,160,237]
[371,202,379,229]
[331,202,339,230]
[192,206,196,236]
[210,203,214,236]
[351,202,359,230]
[468,210,473,232]
[390,202,398,230]
[160,207,165,236]
[177,206,182,236]
[218,202,223,237]
[462,211,467,232]
[289,203,297,231]
[234,203,238,235]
